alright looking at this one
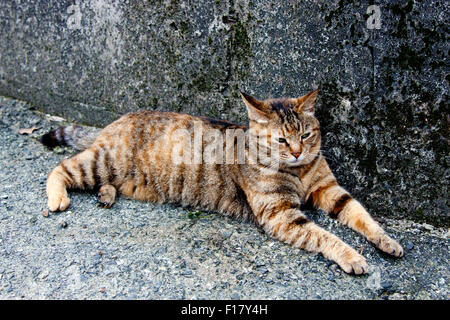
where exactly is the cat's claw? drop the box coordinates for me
[97,193,114,208]
[373,234,404,257]
[97,185,116,209]
[48,193,70,212]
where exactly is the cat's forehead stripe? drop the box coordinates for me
[276,107,302,133]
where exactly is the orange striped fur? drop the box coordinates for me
[43,90,403,274]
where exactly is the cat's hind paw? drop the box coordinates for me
[48,193,70,212]
[97,184,116,209]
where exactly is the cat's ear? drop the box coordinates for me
[294,89,319,115]
[241,92,271,124]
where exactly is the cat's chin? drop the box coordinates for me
[283,160,303,167]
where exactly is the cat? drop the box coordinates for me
[40,90,403,274]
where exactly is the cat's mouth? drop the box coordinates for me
[285,155,305,166]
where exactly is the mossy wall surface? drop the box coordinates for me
[0,0,448,226]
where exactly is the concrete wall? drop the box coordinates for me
[0,0,448,226]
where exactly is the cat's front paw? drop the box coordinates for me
[48,192,70,212]
[373,234,404,257]
[337,249,369,275]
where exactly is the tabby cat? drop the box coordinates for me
[41,90,403,274]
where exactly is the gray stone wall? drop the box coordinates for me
[0,0,448,226]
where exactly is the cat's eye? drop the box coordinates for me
[301,132,311,139]
[278,137,288,144]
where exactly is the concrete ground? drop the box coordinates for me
[0,96,448,299]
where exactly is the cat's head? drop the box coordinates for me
[241,90,321,167]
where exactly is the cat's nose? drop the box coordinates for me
[291,152,301,159]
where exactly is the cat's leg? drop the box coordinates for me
[46,163,72,211]
[253,197,369,274]
[97,184,117,208]
[46,148,101,211]
[310,183,403,257]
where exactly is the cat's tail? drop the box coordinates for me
[40,125,102,151]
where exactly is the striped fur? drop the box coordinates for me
[40,125,101,150]
[43,90,403,274]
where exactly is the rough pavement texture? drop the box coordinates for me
[0,0,448,226]
[0,97,448,299]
